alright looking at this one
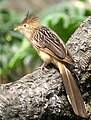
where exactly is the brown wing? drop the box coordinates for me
[32,26,74,65]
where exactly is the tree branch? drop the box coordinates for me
[0,16,91,120]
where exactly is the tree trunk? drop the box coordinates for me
[0,16,91,120]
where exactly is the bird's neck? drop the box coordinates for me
[24,26,40,42]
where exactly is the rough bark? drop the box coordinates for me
[0,16,91,120]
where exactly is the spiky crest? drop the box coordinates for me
[22,12,40,24]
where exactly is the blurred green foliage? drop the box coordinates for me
[41,3,91,42]
[0,10,41,81]
[0,1,91,82]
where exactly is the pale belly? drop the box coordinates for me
[38,51,60,68]
[38,51,52,62]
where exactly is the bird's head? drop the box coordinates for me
[14,14,40,39]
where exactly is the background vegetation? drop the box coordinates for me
[0,0,91,83]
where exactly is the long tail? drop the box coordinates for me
[57,62,86,117]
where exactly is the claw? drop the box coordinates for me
[36,62,49,71]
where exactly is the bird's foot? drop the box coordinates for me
[36,62,49,71]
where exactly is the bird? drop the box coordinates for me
[14,14,86,117]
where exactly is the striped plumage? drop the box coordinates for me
[31,26,74,65]
[14,16,86,118]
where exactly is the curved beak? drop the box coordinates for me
[14,26,20,31]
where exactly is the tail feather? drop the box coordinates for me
[57,62,86,117]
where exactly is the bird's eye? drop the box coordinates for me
[23,24,28,28]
